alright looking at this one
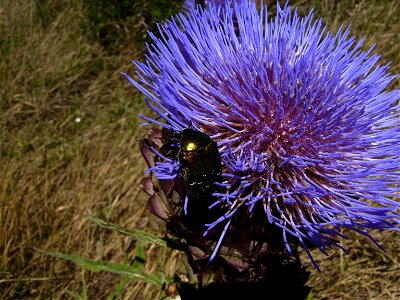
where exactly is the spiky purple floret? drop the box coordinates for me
[124,1,400,269]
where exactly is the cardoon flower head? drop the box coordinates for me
[125,0,400,272]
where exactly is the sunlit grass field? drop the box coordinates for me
[1,0,399,299]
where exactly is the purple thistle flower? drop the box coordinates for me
[125,1,400,270]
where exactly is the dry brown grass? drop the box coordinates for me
[0,0,399,299]
[301,230,400,299]
[0,0,172,298]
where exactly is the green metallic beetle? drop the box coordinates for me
[178,128,222,199]
[161,127,222,222]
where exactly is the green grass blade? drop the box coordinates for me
[67,290,86,300]
[133,242,145,269]
[107,277,132,300]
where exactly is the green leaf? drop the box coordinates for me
[306,291,313,300]
[88,212,167,246]
[87,212,188,252]
[38,249,163,287]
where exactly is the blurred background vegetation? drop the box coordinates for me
[0,0,399,299]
